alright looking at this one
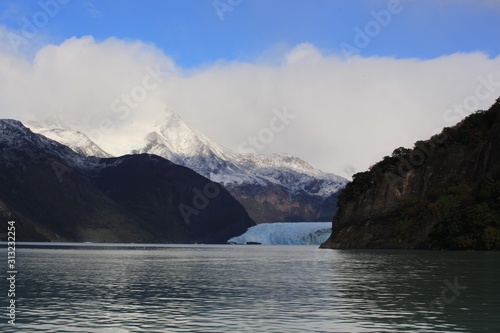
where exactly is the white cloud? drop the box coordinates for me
[1,35,499,178]
[284,42,323,65]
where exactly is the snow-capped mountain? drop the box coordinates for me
[0,119,254,244]
[236,153,346,197]
[133,110,348,223]
[28,109,348,223]
[26,121,111,158]
[134,110,346,194]
[133,111,246,181]
[0,119,100,170]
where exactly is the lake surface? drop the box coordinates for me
[1,244,499,332]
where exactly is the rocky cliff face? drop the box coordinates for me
[321,98,500,250]
[226,181,340,223]
[0,120,255,243]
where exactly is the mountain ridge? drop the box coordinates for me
[321,98,500,250]
[134,110,348,223]
[31,109,348,224]
[0,119,255,243]
[27,120,111,158]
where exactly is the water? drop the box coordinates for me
[1,244,499,332]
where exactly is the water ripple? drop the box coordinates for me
[0,245,499,332]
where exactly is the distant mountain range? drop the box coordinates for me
[0,120,254,243]
[28,122,111,158]
[29,110,348,224]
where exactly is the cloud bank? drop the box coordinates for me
[1,35,499,177]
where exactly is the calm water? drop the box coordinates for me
[1,244,499,332]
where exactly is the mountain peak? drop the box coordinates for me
[1,118,43,145]
[143,109,236,165]
[0,119,25,131]
[153,110,204,154]
[154,108,190,135]
[240,153,316,173]
[26,121,111,158]
[0,119,30,147]
[0,119,23,125]
[22,110,348,224]
[0,118,99,171]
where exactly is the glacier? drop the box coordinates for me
[228,222,332,245]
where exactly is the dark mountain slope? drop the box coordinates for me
[91,154,256,243]
[321,98,500,250]
[0,120,254,243]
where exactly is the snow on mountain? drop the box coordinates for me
[228,222,332,245]
[132,110,248,181]
[0,119,255,244]
[0,119,101,170]
[132,110,348,223]
[134,110,348,198]
[26,121,111,158]
[24,109,348,223]
[238,153,347,197]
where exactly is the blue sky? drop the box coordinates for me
[1,0,500,176]
[2,0,499,66]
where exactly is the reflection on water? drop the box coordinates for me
[0,245,499,332]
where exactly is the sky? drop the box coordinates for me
[0,0,500,177]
